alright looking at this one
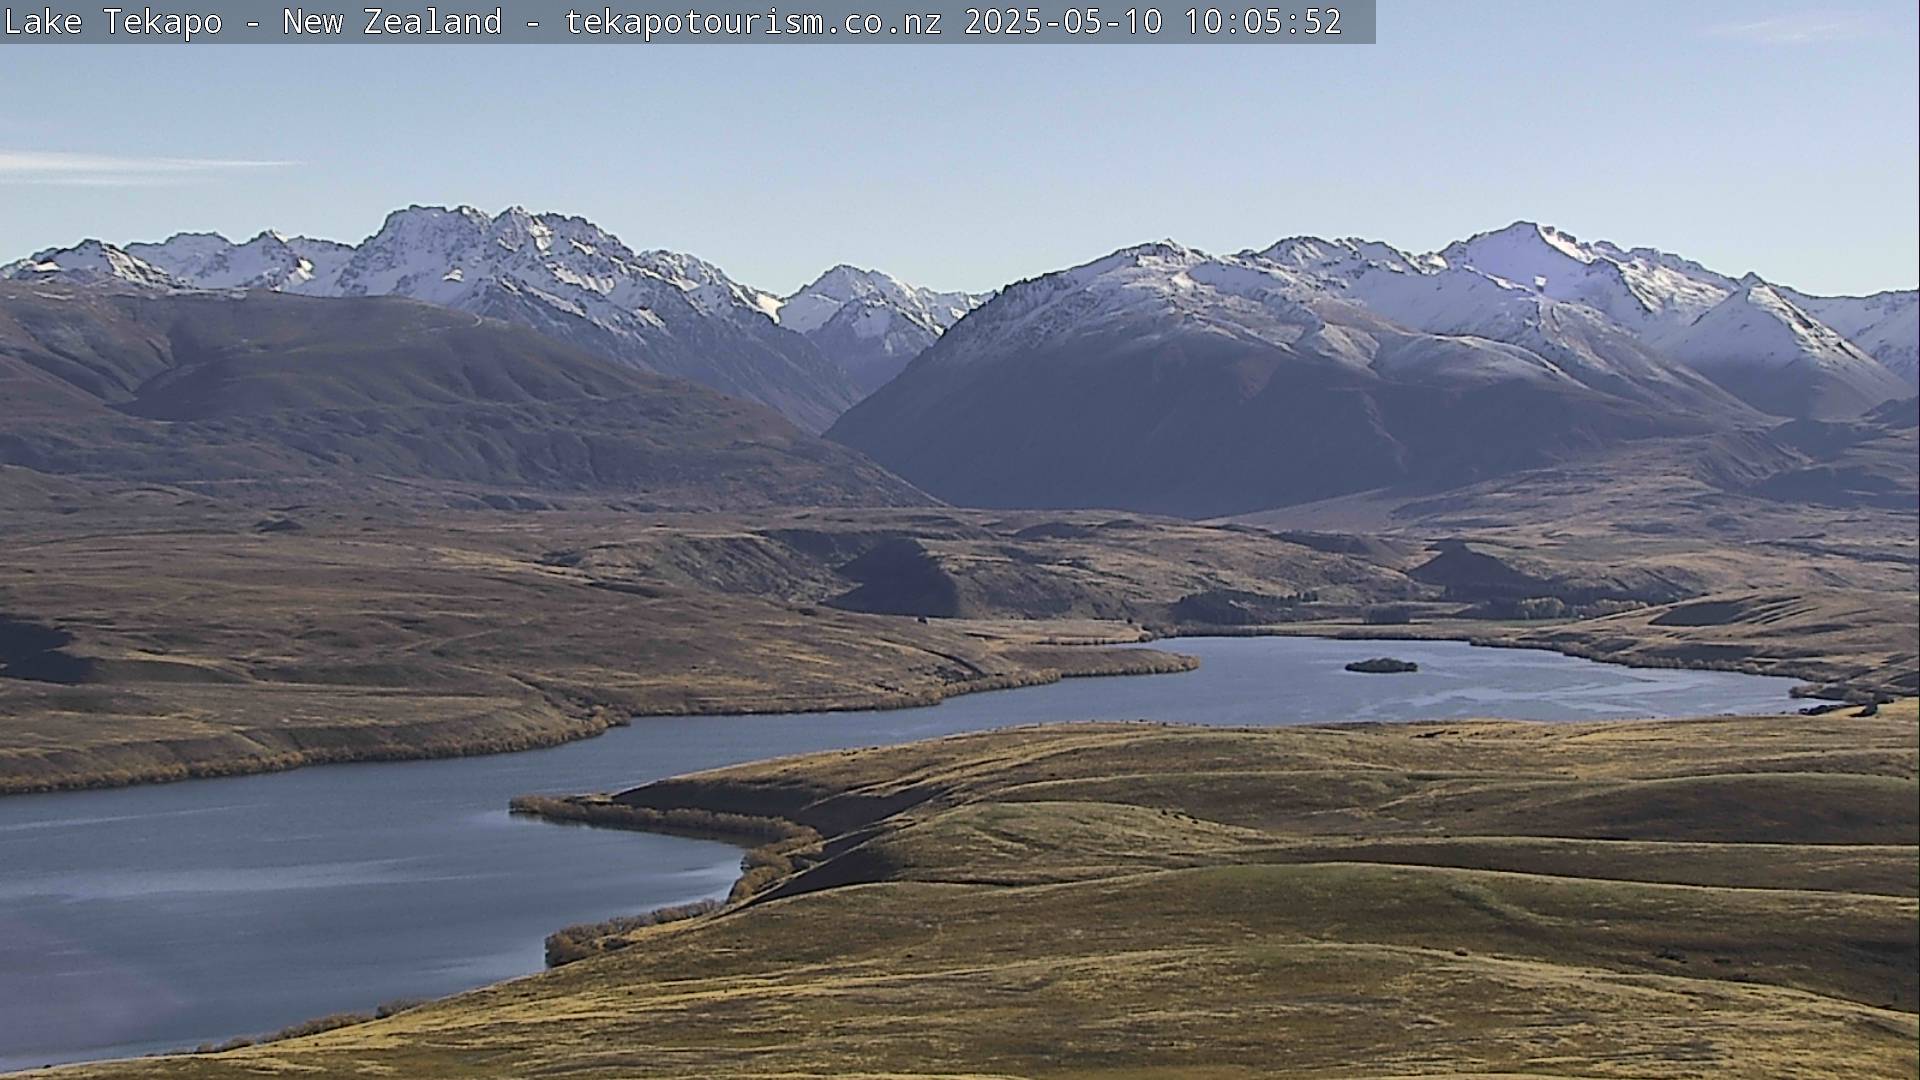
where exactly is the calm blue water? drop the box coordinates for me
[0,636,1801,1070]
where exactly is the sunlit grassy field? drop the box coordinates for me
[53,699,1917,1079]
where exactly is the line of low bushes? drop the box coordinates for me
[508,793,817,845]
[513,793,828,965]
[544,899,724,967]
[190,999,426,1054]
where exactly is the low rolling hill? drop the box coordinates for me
[61,707,1918,1078]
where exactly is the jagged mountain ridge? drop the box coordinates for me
[1248,222,1916,419]
[1433,221,1738,334]
[5,208,877,432]
[126,230,354,292]
[5,240,182,290]
[1252,234,1748,417]
[5,214,1912,428]
[1779,286,1919,386]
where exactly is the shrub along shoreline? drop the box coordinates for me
[508,793,824,966]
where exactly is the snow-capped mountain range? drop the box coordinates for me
[126,230,354,292]
[4,214,1913,429]
[1243,221,1915,419]
[2,207,983,433]
[9,238,185,291]
[829,230,1918,517]
[828,237,1759,516]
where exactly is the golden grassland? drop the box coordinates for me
[47,699,1918,1080]
[0,509,1203,794]
[3,494,1913,795]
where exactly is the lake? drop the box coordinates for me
[0,635,1802,1070]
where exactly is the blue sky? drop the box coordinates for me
[1,1,1914,294]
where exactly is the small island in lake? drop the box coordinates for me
[1345,657,1420,674]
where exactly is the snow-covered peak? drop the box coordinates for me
[128,230,348,292]
[1590,240,1737,288]
[779,263,985,335]
[1251,224,1744,343]
[1735,278,1848,354]
[0,239,182,289]
[1237,229,1911,416]
[6,205,863,429]
[1776,286,1919,385]
[1650,276,1912,417]
[1255,236,1436,280]
[318,205,856,425]
[1091,239,1207,272]
[994,240,1215,310]
[6,204,815,343]
[8,212,1912,421]
[1244,232,1554,339]
[328,205,517,300]
[931,240,1342,371]
[132,231,230,267]
[788,264,917,316]
[327,207,775,322]
[806,264,915,300]
[912,238,1608,397]
[1438,221,1736,332]
[1440,221,1599,272]
[769,264,990,394]
[1666,277,1879,369]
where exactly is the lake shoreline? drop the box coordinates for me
[3,615,1878,799]
[1173,620,1877,698]
[47,706,1912,1079]
[0,641,1197,798]
[0,636,1823,1072]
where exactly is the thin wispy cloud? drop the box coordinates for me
[0,174,211,189]
[1706,11,1879,44]
[0,150,296,186]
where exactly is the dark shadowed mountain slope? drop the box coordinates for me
[829,243,1750,518]
[0,283,925,509]
[11,207,863,432]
